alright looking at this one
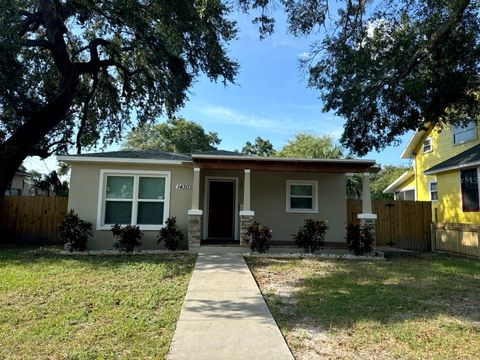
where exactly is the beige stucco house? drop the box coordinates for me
[58,150,377,249]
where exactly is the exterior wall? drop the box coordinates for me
[6,174,28,196]
[68,162,193,249]
[437,169,480,224]
[251,171,347,243]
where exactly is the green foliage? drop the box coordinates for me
[124,118,220,153]
[293,219,329,253]
[371,165,410,200]
[28,171,69,196]
[304,0,480,155]
[346,223,375,256]
[277,133,344,159]
[241,137,275,156]
[158,217,184,251]
[0,0,239,196]
[244,222,272,253]
[111,224,143,252]
[57,210,93,252]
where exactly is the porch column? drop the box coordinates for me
[188,167,202,248]
[240,169,254,245]
[358,172,377,251]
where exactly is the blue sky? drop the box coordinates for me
[25,7,412,174]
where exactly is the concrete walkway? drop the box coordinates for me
[168,252,294,360]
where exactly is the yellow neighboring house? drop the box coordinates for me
[384,122,480,224]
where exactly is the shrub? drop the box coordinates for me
[244,222,272,253]
[57,210,93,252]
[111,224,143,252]
[346,223,375,256]
[158,217,184,251]
[293,219,329,253]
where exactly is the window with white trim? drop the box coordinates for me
[428,181,438,202]
[286,180,318,213]
[460,168,479,212]
[422,137,432,153]
[453,122,476,145]
[99,171,170,229]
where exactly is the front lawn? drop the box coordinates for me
[0,247,196,359]
[246,254,480,360]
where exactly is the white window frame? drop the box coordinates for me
[452,121,477,145]
[422,137,432,153]
[428,180,438,202]
[394,187,416,201]
[286,180,318,213]
[97,169,171,230]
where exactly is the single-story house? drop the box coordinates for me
[58,150,377,249]
[5,166,31,196]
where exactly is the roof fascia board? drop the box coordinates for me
[56,155,190,165]
[424,160,480,175]
[383,171,414,193]
[192,154,376,165]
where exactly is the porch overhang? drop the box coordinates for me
[191,155,377,173]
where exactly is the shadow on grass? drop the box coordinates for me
[248,254,480,329]
[0,245,196,275]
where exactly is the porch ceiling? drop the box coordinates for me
[192,158,377,173]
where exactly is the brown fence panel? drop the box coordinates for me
[0,196,68,244]
[433,223,480,258]
[347,199,432,251]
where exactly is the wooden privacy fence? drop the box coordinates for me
[0,196,68,244]
[432,223,480,258]
[347,199,432,251]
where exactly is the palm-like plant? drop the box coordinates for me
[29,171,68,196]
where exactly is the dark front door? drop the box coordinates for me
[207,180,235,240]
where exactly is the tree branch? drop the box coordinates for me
[395,0,471,81]
[21,39,55,50]
[76,73,99,154]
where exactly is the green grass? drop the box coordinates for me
[247,254,480,359]
[0,247,196,360]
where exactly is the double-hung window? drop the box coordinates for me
[428,181,438,202]
[460,169,479,212]
[286,180,318,213]
[453,122,476,145]
[98,170,170,230]
[422,137,432,153]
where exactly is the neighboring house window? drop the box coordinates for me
[453,122,476,145]
[395,188,415,201]
[286,180,318,213]
[98,170,170,230]
[428,181,438,202]
[460,169,479,212]
[423,137,432,153]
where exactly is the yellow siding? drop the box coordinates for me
[437,171,480,224]
[396,175,415,191]
[398,123,480,223]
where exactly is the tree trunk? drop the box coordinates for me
[0,76,79,202]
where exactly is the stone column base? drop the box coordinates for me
[358,213,377,250]
[239,211,255,246]
[188,210,203,248]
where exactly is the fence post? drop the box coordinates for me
[430,222,436,253]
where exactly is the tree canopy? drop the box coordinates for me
[0,0,240,196]
[277,133,344,159]
[370,165,410,200]
[241,136,275,157]
[123,118,220,153]
[242,0,480,155]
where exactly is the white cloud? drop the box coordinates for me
[192,101,344,138]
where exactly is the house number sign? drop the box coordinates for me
[176,184,191,190]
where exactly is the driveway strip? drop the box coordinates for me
[168,251,294,360]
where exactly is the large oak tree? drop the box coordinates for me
[0,0,239,197]
[244,0,479,155]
